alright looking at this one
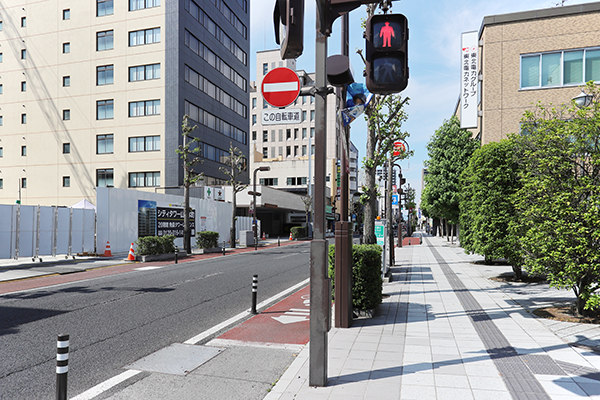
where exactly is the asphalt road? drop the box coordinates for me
[0,242,310,400]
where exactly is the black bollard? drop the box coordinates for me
[251,275,258,314]
[278,236,280,246]
[175,246,178,264]
[223,241,226,256]
[56,334,69,400]
[254,237,257,251]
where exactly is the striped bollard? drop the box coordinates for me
[251,275,258,314]
[56,334,69,400]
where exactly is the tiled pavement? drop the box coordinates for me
[265,235,600,399]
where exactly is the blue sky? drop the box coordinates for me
[249,0,597,204]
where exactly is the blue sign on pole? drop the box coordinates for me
[392,194,399,205]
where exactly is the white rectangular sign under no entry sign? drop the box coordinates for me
[262,108,302,125]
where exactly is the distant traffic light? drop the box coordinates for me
[273,0,304,59]
[399,173,406,186]
[365,13,408,94]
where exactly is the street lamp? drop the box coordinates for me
[573,88,593,108]
[251,166,270,249]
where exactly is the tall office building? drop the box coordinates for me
[0,0,249,206]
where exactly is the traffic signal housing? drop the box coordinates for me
[273,0,304,59]
[365,13,408,94]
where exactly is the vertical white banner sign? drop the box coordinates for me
[460,31,479,129]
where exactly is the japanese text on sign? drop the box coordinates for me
[460,31,479,129]
[262,108,302,125]
[157,207,195,237]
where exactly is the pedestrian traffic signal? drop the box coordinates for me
[273,0,304,59]
[365,13,408,94]
[399,173,406,186]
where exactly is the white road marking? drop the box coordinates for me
[70,369,141,400]
[134,267,163,271]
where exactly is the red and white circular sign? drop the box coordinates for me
[393,141,406,157]
[261,67,301,108]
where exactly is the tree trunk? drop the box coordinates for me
[230,192,237,248]
[362,115,378,245]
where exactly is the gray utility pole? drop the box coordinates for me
[310,22,330,387]
[334,12,353,330]
[387,155,394,268]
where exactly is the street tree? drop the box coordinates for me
[301,194,313,237]
[515,82,600,315]
[460,139,523,278]
[421,115,479,241]
[176,115,203,254]
[360,93,411,244]
[219,144,247,249]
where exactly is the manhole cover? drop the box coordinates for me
[126,343,223,376]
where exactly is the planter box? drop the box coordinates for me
[138,251,187,262]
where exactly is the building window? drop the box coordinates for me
[21,114,27,124]
[286,129,291,140]
[259,178,277,186]
[263,99,268,109]
[262,147,268,158]
[0,53,2,63]
[63,76,70,87]
[521,48,600,89]
[0,116,3,126]
[97,100,114,120]
[63,143,70,154]
[97,134,114,154]
[294,145,298,156]
[0,147,3,157]
[294,128,299,139]
[97,65,114,85]
[262,131,268,142]
[21,49,26,60]
[129,63,160,81]
[96,169,114,187]
[21,178,27,188]
[63,109,70,120]
[129,28,160,46]
[129,135,160,152]
[21,17,26,27]
[129,100,160,117]
[62,176,70,187]
[286,146,291,157]
[302,145,307,156]
[21,146,27,156]
[97,0,114,16]
[252,131,257,141]
[130,0,160,11]
[63,9,70,20]
[302,111,307,122]
[252,115,257,125]
[129,172,160,187]
[252,98,257,108]
[263,63,268,75]
[97,30,114,51]
[310,110,315,121]
[0,21,3,31]
[0,178,3,189]
[21,82,26,92]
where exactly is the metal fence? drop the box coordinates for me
[0,204,96,260]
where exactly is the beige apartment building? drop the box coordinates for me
[0,0,250,206]
[459,2,600,143]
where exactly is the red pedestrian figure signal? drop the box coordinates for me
[380,22,395,47]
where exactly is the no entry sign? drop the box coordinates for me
[261,67,301,108]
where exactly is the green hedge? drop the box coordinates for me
[328,244,383,311]
[196,231,219,248]
[290,226,307,239]
[135,235,176,256]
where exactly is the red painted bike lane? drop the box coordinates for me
[216,285,310,346]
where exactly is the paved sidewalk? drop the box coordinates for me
[266,235,600,399]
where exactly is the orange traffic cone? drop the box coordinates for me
[127,243,135,261]
[289,232,293,241]
[103,241,112,257]
[262,232,266,240]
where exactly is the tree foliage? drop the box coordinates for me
[459,139,523,277]
[514,82,600,315]
[422,116,479,224]
[219,144,247,248]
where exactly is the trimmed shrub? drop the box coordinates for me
[136,235,176,256]
[196,231,219,249]
[290,226,307,239]
[329,244,383,311]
